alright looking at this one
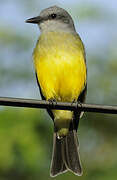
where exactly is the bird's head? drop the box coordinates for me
[26,6,76,33]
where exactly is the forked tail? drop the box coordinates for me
[50,129,82,177]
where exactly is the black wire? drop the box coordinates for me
[0,97,117,114]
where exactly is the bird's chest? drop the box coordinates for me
[33,32,86,101]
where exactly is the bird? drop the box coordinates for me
[26,5,87,177]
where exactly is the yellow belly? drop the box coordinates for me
[33,32,86,102]
[33,31,86,137]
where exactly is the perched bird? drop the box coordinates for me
[26,6,87,177]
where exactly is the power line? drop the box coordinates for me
[0,97,117,114]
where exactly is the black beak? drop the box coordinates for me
[25,16,42,24]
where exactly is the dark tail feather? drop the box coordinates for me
[64,129,82,175]
[50,130,82,177]
[50,133,67,177]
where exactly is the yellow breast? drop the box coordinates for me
[33,31,86,102]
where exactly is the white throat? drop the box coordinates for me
[39,20,76,34]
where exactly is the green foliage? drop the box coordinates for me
[0,108,53,179]
[73,4,105,20]
[0,109,117,180]
[0,28,31,50]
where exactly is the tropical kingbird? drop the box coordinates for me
[26,6,87,177]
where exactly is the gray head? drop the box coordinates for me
[26,6,76,33]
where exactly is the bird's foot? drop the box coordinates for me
[48,98,57,106]
[77,100,82,107]
[71,100,82,111]
[71,99,77,106]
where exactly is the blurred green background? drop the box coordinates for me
[0,0,117,179]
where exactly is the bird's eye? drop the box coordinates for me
[51,14,57,19]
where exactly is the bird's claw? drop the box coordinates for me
[77,101,82,109]
[71,99,77,106]
[48,98,57,106]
